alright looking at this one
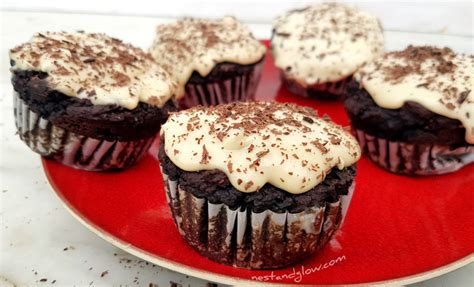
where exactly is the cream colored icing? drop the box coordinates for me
[271,3,384,86]
[10,32,179,110]
[161,102,361,194]
[355,46,474,144]
[150,16,267,97]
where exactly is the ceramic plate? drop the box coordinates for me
[43,42,474,286]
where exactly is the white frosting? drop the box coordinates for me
[10,32,179,110]
[271,3,384,86]
[355,46,474,144]
[161,102,361,194]
[150,16,267,97]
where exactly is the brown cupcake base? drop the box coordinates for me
[179,61,264,108]
[14,93,154,171]
[281,75,351,100]
[161,168,354,269]
[11,70,176,142]
[355,128,474,175]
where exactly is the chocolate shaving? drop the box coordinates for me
[330,135,341,145]
[200,145,210,164]
[87,90,96,97]
[83,57,96,63]
[216,132,226,141]
[256,149,270,158]
[247,144,254,153]
[302,116,314,123]
[458,90,470,105]
[244,181,254,190]
[276,32,291,37]
[416,82,429,88]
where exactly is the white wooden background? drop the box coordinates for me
[1,0,473,36]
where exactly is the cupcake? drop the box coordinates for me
[159,101,361,269]
[10,32,179,171]
[271,3,384,100]
[345,46,473,175]
[150,16,266,108]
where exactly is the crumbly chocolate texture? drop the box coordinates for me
[12,70,177,141]
[281,75,350,100]
[187,58,264,84]
[344,79,468,145]
[159,143,356,213]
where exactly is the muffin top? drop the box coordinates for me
[150,16,267,96]
[161,101,361,194]
[355,46,474,144]
[271,3,384,85]
[9,32,179,110]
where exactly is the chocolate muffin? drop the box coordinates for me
[345,46,473,175]
[271,3,384,100]
[159,102,361,269]
[10,32,179,171]
[150,16,266,109]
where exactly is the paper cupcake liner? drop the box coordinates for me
[14,93,154,171]
[179,61,264,108]
[161,168,354,269]
[354,128,474,175]
[282,75,351,100]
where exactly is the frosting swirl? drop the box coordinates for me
[150,16,266,97]
[355,46,474,144]
[10,32,179,110]
[271,3,384,85]
[161,102,361,194]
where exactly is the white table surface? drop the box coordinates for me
[0,10,473,287]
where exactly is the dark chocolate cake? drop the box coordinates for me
[12,70,176,141]
[187,58,265,84]
[344,79,467,145]
[281,76,352,101]
[346,45,473,175]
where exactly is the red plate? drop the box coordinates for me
[43,42,474,285]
